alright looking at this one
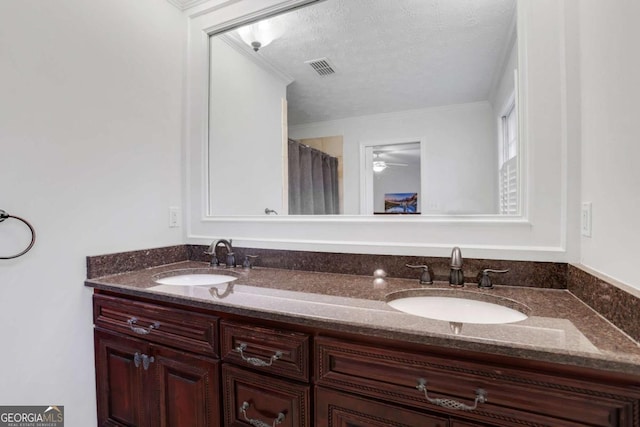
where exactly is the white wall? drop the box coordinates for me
[0,1,184,425]
[289,102,498,215]
[490,38,518,118]
[578,0,640,289]
[209,38,286,215]
[373,166,421,213]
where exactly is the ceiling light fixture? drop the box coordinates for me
[237,20,282,52]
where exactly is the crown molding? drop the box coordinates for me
[166,0,212,11]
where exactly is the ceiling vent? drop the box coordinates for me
[305,57,336,77]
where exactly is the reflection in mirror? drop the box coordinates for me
[208,0,519,216]
[362,141,422,215]
[288,136,343,215]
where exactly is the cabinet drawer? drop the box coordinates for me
[220,320,310,382]
[316,386,448,427]
[316,336,639,427]
[94,294,218,357]
[222,364,310,427]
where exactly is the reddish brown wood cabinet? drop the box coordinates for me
[315,336,640,427]
[219,319,312,426]
[94,330,148,427]
[93,294,218,357]
[222,364,310,427]
[93,295,221,427]
[151,344,220,427]
[92,291,640,427]
[316,387,448,427]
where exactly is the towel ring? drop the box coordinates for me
[0,210,36,259]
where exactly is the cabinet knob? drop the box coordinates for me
[240,401,285,427]
[235,343,283,367]
[416,378,487,411]
[133,352,155,370]
[141,354,154,371]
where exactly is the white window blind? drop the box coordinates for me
[500,157,518,214]
[499,101,518,215]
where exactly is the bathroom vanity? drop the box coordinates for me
[87,257,640,427]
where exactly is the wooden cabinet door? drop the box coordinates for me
[94,329,150,427]
[316,387,448,427]
[95,329,221,427]
[150,344,221,427]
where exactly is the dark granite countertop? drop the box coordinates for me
[85,261,640,375]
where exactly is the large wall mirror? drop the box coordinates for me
[208,0,520,217]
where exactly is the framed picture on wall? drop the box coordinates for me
[384,193,418,213]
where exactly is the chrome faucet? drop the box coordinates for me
[205,239,236,267]
[449,246,464,287]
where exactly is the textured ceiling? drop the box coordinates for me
[225,0,516,126]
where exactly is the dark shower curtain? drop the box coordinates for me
[288,139,339,215]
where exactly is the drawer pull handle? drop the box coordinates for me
[416,378,487,411]
[127,317,160,335]
[235,343,283,367]
[240,401,285,427]
[133,353,155,370]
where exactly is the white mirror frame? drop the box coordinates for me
[185,0,575,261]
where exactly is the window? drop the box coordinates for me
[499,100,518,215]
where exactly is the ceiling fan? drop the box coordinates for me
[373,152,408,173]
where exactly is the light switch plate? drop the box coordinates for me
[581,202,592,237]
[169,207,181,228]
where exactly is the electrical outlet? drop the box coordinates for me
[169,207,181,228]
[581,202,592,237]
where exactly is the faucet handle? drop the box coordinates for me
[477,269,509,289]
[243,255,259,269]
[204,247,219,266]
[225,252,236,268]
[406,264,434,285]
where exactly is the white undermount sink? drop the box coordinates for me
[386,290,529,325]
[154,274,237,286]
